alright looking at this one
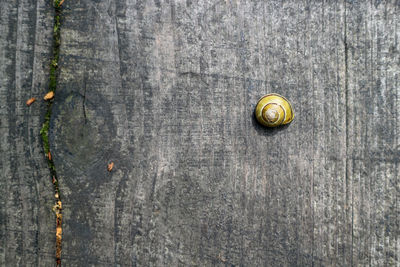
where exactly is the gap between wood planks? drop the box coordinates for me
[40,0,64,265]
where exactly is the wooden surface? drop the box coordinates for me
[1,0,399,266]
[0,0,56,265]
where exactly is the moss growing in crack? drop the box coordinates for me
[40,0,63,266]
[40,111,51,153]
[50,1,61,92]
[41,0,62,157]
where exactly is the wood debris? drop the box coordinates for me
[26,97,36,106]
[51,174,62,266]
[107,162,114,172]
[44,91,55,100]
[59,0,65,6]
[48,151,52,161]
[55,211,62,265]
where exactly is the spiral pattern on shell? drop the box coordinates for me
[255,93,294,127]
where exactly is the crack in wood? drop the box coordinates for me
[83,71,88,124]
[40,0,64,265]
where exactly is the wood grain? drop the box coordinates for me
[1,0,399,266]
[50,0,399,266]
[0,0,55,265]
[345,2,399,266]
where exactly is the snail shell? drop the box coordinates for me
[255,93,294,127]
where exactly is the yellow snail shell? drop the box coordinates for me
[255,93,294,127]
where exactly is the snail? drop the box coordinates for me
[255,93,294,127]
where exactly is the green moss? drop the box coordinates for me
[41,0,62,160]
[40,2,64,265]
[40,105,57,185]
[40,124,49,153]
[41,0,63,219]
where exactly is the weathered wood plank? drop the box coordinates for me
[346,2,400,266]
[49,0,399,266]
[0,0,55,265]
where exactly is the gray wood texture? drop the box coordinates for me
[0,0,56,265]
[1,0,399,266]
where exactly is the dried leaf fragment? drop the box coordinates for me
[55,203,62,265]
[26,97,36,106]
[56,213,62,222]
[107,162,114,172]
[44,91,54,100]
[48,151,52,160]
[56,215,62,263]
